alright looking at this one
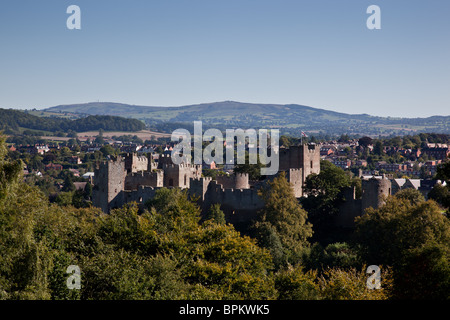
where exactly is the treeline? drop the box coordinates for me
[0,108,146,134]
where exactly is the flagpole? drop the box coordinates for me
[300,131,307,145]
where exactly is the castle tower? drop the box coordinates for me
[162,163,202,189]
[361,177,391,213]
[93,158,126,213]
[300,143,320,183]
[235,173,250,189]
[124,153,148,174]
[189,176,212,202]
[278,143,320,185]
[279,145,302,171]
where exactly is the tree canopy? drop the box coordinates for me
[253,172,313,269]
[0,108,145,134]
[353,192,450,299]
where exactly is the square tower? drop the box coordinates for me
[93,159,126,213]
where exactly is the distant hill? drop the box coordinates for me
[44,101,450,137]
[0,108,146,134]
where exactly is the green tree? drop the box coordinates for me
[100,144,117,158]
[435,161,450,182]
[358,136,373,148]
[100,193,276,299]
[184,220,275,299]
[0,135,23,205]
[274,266,320,300]
[428,183,450,210]
[253,172,312,268]
[373,140,384,156]
[55,191,74,206]
[62,174,76,192]
[393,241,450,299]
[354,194,450,299]
[354,196,450,266]
[95,129,105,144]
[205,203,226,225]
[60,147,72,158]
[302,242,360,272]
[0,134,53,299]
[318,266,393,300]
[301,160,352,244]
[393,188,425,205]
[83,181,93,200]
[233,153,264,180]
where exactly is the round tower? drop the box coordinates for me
[362,177,391,212]
[234,173,250,189]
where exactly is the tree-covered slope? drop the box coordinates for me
[0,108,146,133]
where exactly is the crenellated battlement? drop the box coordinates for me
[163,163,201,170]
[128,169,163,178]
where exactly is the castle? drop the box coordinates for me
[92,144,321,226]
[92,143,402,231]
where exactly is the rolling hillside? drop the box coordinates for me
[44,101,450,137]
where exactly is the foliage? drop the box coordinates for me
[204,204,226,225]
[253,172,312,269]
[428,183,450,210]
[318,266,393,300]
[435,161,450,182]
[358,136,373,148]
[0,108,145,134]
[393,188,425,205]
[354,194,450,299]
[233,153,265,181]
[393,241,450,299]
[274,266,320,300]
[302,242,361,272]
[429,161,450,211]
[301,160,352,244]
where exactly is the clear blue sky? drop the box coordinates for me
[0,0,449,117]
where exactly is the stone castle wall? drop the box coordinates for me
[202,180,265,225]
[125,170,164,190]
[286,168,303,197]
[124,186,160,206]
[216,173,250,189]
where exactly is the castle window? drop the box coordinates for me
[184,174,187,186]
[310,161,313,169]
[169,178,174,187]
